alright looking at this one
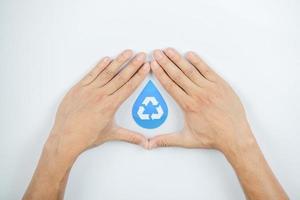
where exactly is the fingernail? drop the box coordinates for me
[123,49,133,57]
[187,51,196,59]
[103,56,110,62]
[151,61,158,69]
[153,50,163,59]
[142,63,150,72]
[165,48,175,56]
[136,53,146,61]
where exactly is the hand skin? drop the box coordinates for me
[149,48,288,200]
[23,50,150,200]
[23,48,288,200]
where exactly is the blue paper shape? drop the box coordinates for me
[132,80,168,129]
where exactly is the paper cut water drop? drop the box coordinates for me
[132,80,168,129]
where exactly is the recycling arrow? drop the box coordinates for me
[137,106,150,120]
[137,96,164,120]
[142,97,158,106]
[150,105,163,119]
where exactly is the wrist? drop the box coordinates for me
[44,132,81,163]
[221,130,262,171]
[219,122,258,161]
[24,134,78,198]
[35,134,79,182]
[222,134,258,161]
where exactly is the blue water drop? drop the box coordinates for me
[132,80,168,129]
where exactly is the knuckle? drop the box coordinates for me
[69,85,81,96]
[88,71,95,78]
[213,84,223,96]
[117,73,127,83]
[116,53,126,62]
[202,68,211,76]
[126,81,136,91]
[174,54,182,62]
[171,53,181,62]
[82,73,94,85]
[194,60,202,66]
[183,100,199,112]
[181,102,189,111]
[96,62,103,70]
[165,81,174,91]
[185,66,195,78]
[157,139,168,147]
[94,92,106,102]
[130,136,140,144]
[159,57,169,65]
[132,58,142,66]
[156,67,164,77]
[191,55,202,65]
[104,68,116,77]
[107,100,117,111]
[195,92,214,107]
[172,72,182,82]
[137,68,145,77]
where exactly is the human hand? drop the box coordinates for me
[48,50,150,158]
[24,49,288,200]
[149,48,254,153]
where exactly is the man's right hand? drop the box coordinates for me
[149,48,253,152]
[149,48,288,200]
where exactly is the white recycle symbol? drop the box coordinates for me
[137,96,163,120]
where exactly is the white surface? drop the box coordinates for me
[0,0,299,199]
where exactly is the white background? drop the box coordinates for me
[0,0,299,199]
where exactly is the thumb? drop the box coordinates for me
[110,127,147,147]
[148,133,183,149]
